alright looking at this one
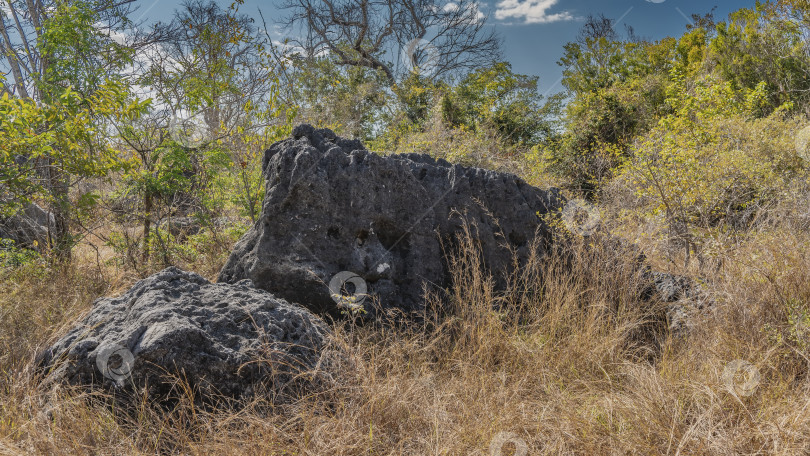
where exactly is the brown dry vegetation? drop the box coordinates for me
[2,193,810,455]
[4,0,810,452]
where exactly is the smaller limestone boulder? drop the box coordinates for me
[0,203,55,250]
[38,267,334,403]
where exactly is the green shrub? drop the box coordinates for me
[617,74,807,264]
[0,239,46,275]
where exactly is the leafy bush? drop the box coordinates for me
[617,73,807,265]
[0,239,45,273]
[535,21,677,194]
[378,105,521,172]
[440,62,557,147]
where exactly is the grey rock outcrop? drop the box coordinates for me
[0,203,55,250]
[39,267,333,402]
[218,124,563,316]
[598,237,713,332]
[648,271,712,333]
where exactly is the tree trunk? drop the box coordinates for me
[45,157,72,261]
[142,191,153,262]
[0,13,30,98]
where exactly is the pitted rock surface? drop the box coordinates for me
[218,124,563,316]
[39,267,332,402]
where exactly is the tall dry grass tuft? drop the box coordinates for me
[2,214,810,454]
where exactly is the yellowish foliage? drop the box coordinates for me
[618,74,807,263]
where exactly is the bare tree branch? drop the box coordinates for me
[281,0,500,85]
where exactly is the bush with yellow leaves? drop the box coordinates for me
[617,73,808,266]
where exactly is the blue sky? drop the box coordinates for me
[136,0,755,95]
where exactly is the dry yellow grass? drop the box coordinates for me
[1,207,810,455]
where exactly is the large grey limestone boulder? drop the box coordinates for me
[218,124,563,317]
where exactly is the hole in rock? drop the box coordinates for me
[508,231,527,247]
[372,219,409,253]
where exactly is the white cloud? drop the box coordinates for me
[443,2,486,24]
[495,0,574,24]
